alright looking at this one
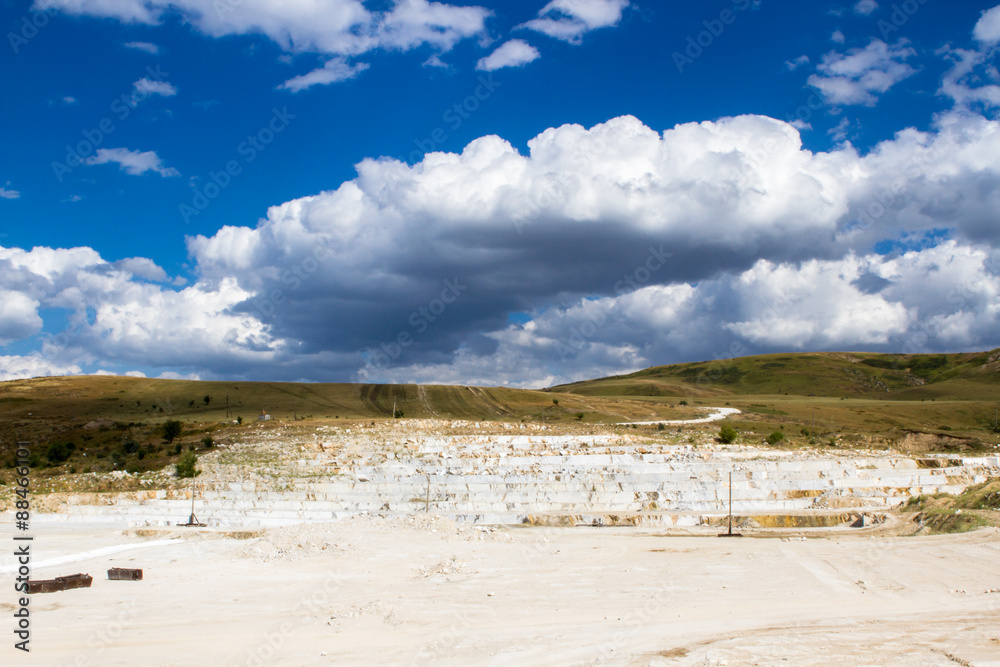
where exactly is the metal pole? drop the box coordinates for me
[728,471,733,535]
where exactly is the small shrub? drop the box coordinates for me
[766,430,785,445]
[575,412,585,421]
[173,443,182,456]
[203,395,212,405]
[236,416,243,425]
[393,409,404,418]
[201,435,214,449]
[679,400,688,406]
[175,452,200,478]
[552,399,559,406]
[718,425,738,444]
[657,423,665,431]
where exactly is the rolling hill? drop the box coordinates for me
[551,350,1000,400]
[1,350,998,481]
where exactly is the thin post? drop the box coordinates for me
[719,470,742,537]
[425,475,431,513]
[728,471,733,535]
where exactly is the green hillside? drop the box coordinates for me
[552,350,1000,400]
[550,350,1000,445]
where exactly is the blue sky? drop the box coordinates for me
[2,0,1000,386]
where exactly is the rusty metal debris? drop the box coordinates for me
[27,573,93,594]
[107,567,143,581]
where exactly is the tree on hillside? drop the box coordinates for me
[203,395,211,405]
[162,420,182,443]
[175,451,200,478]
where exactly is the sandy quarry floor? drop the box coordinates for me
[3,518,1000,666]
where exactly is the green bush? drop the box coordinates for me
[657,423,665,431]
[162,420,182,443]
[766,430,785,445]
[175,452,200,478]
[679,400,688,406]
[718,425,738,444]
[46,441,74,465]
[201,435,214,449]
[203,395,212,405]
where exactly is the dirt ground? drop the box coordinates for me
[2,518,999,666]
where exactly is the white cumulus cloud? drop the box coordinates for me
[974,4,1000,44]
[123,40,159,53]
[476,39,540,71]
[279,57,369,92]
[83,148,180,177]
[520,0,629,44]
[133,77,176,97]
[808,39,917,105]
[35,0,490,56]
[854,0,878,16]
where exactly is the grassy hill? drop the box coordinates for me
[1,350,998,482]
[551,349,1000,446]
[551,350,1000,400]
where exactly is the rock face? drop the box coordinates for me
[25,424,1000,527]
